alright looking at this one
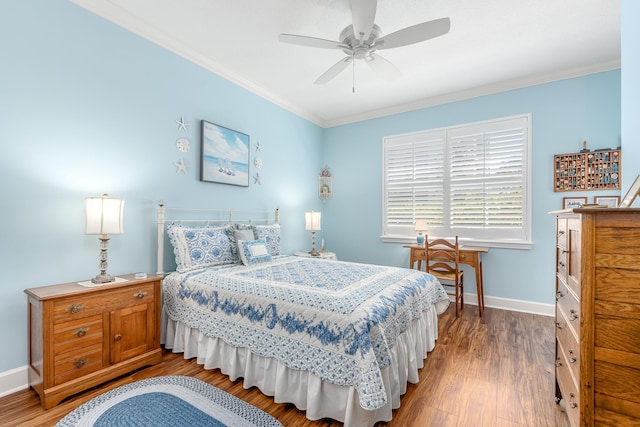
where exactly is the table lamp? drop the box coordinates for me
[85,194,124,284]
[305,210,321,256]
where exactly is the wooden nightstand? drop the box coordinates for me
[24,273,163,409]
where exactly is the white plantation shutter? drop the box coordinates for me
[383,115,531,247]
[384,131,445,236]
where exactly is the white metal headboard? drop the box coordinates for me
[156,201,280,275]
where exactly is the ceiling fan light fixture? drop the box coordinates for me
[278,1,450,86]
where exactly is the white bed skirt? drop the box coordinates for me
[161,306,439,427]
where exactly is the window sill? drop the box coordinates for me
[381,235,533,250]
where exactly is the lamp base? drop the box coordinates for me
[91,272,115,284]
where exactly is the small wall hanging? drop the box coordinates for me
[319,167,332,202]
[176,116,190,132]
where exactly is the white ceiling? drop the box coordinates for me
[70,0,621,128]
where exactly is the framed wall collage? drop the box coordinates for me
[554,149,620,192]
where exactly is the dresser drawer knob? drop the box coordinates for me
[65,303,84,314]
[555,321,564,330]
[73,328,89,337]
[558,230,565,235]
[72,357,89,368]
[569,392,578,409]
[555,357,562,367]
[556,291,564,301]
[114,334,122,342]
[558,261,565,268]
[133,291,148,299]
[568,349,577,363]
[569,309,579,321]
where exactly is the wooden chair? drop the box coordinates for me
[425,235,464,317]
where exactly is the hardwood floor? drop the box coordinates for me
[0,305,570,427]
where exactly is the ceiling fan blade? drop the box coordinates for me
[315,56,353,85]
[351,0,377,42]
[376,17,451,50]
[279,33,346,50]
[365,53,401,80]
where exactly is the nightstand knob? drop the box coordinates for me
[569,309,579,321]
[72,357,89,368]
[114,334,122,341]
[65,303,84,314]
[73,328,89,337]
[133,291,148,299]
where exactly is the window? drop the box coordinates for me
[382,114,531,249]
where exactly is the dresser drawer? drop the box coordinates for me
[556,340,580,427]
[54,343,104,386]
[557,217,568,250]
[557,282,580,340]
[52,284,156,324]
[53,314,104,355]
[556,306,580,384]
[556,246,567,283]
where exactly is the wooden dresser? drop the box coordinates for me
[552,208,640,426]
[25,273,163,409]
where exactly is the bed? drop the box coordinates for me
[157,205,450,427]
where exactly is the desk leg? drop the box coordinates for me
[475,256,485,316]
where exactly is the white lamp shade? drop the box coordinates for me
[305,211,321,231]
[85,195,124,235]
[414,219,428,232]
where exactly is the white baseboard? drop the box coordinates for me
[0,295,554,397]
[474,293,555,316]
[0,365,28,398]
[451,292,554,317]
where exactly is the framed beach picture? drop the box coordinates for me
[594,195,620,208]
[563,196,587,210]
[619,174,640,208]
[201,120,250,187]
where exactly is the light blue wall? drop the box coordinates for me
[622,0,640,188]
[0,1,323,372]
[322,71,622,306]
[0,1,631,376]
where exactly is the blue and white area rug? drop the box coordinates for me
[55,376,283,427]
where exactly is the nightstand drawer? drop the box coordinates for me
[53,314,104,355]
[54,343,104,386]
[52,284,156,323]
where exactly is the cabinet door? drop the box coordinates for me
[110,302,155,364]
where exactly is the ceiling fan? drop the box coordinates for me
[278,0,450,86]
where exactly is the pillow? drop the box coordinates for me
[167,223,236,272]
[234,228,255,242]
[253,223,281,256]
[226,224,255,263]
[238,238,272,265]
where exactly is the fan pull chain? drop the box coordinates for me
[352,52,356,93]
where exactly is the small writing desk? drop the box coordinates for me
[404,244,488,316]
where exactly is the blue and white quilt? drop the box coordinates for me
[163,255,450,410]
